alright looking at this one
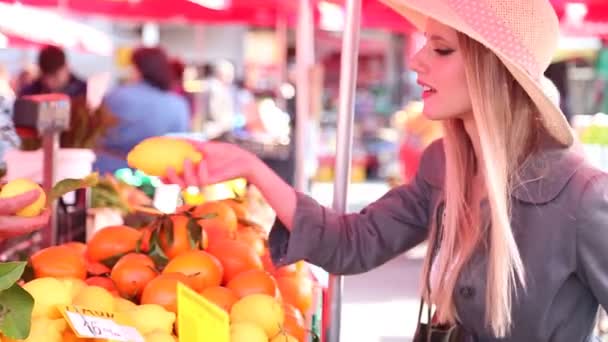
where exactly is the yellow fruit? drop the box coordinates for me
[114,297,137,312]
[144,330,177,342]
[72,286,114,312]
[0,179,45,217]
[230,294,284,338]
[62,330,87,342]
[114,304,176,335]
[22,318,66,342]
[60,278,87,301]
[127,137,202,177]
[230,322,267,342]
[23,278,71,319]
[271,333,299,342]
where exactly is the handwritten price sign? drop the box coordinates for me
[59,305,144,342]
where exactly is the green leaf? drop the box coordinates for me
[100,253,126,269]
[194,213,218,221]
[159,216,174,247]
[48,173,100,205]
[187,218,203,250]
[0,262,26,291]
[148,230,169,270]
[0,284,34,339]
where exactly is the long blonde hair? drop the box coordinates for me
[420,33,541,337]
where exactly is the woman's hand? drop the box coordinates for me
[165,140,297,230]
[0,190,50,240]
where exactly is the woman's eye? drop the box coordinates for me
[434,48,454,56]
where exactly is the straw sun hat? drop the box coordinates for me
[381,0,574,146]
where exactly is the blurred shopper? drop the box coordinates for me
[170,58,194,115]
[94,47,189,174]
[205,60,237,138]
[19,45,86,98]
[545,61,572,124]
[0,66,20,177]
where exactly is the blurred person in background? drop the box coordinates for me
[205,60,237,138]
[0,66,20,177]
[18,45,86,98]
[11,64,37,94]
[170,58,194,116]
[93,47,190,174]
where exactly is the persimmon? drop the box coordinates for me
[206,239,263,284]
[162,250,223,292]
[140,273,194,314]
[200,286,239,312]
[30,245,86,280]
[111,253,158,299]
[227,269,278,298]
[86,225,142,263]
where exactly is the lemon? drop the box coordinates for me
[230,322,268,342]
[0,179,45,217]
[72,286,114,312]
[20,318,66,342]
[114,297,137,312]
[127,137,202,177]
[60,278,87,301]
[23,278,71,319]
[144,330,177,342]
[115,304,176,335]
[230,294,284,338]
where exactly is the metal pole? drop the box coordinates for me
[42,132,59,247]
[295,0,315,192]
[327,0,362,341]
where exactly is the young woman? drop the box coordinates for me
[167,0,608,340]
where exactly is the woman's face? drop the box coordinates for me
[411,19,472,121]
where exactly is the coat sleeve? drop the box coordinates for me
[576,172,608,308]
[268,143,441,275]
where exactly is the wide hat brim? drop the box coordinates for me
[381,0,575,147]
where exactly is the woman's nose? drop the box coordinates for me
[410,49,427,75]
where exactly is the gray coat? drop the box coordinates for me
[269,139,608,342]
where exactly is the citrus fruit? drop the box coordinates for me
[23,278,71,319]
[86,260,111,276]
[276,276,314,316]
[0,178,46,217]
[230,294,284,338]
[235,225,266,256]
[283,303,307,342]
[193,201,238,242]
[127,137,202,177]
[115,304,176,335]
[72,285,115,312]
[86,225,142,262]
[162,250,223,292]
[63,242,86,256]
[200,286,239,312]
[60,278,87,301]
[206,239,263,284]
[85,276,118,296]
[111,253,158,299]
[227,269,278,298]
[140,273,193,314]
[158,215,205,259]
[30,245,86,280]
[230,322,267,342]
[271,333,300,342]
[144,331,177,342]
[220,198,249,220]
[114,297,137,312]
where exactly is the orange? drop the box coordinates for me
[87,225,142,262]
[220,199,249,220]
[140,273,193,314]
[276,276,314,317]
[162,250,223,292]
[85,277,119,296]
[193,201,238,242]
[235,225,266,257]
[227,269,278,298]
[30,245,86,280]
[200,286,239,313]
[111,253,158,299]
[283,303,307,342]
[262,253,307,278]
[159,215,206,259]
[206,239,263,284]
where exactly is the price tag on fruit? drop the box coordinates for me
[59,305,145,342]
[177,282,230,342]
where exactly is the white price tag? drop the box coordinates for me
[60,306,144,342]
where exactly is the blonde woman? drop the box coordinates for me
[167,0,608,340]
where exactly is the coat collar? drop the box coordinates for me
[420,139,586,204]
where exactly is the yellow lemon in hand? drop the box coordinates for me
[127,137,202,177]
[0,179,45,217]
